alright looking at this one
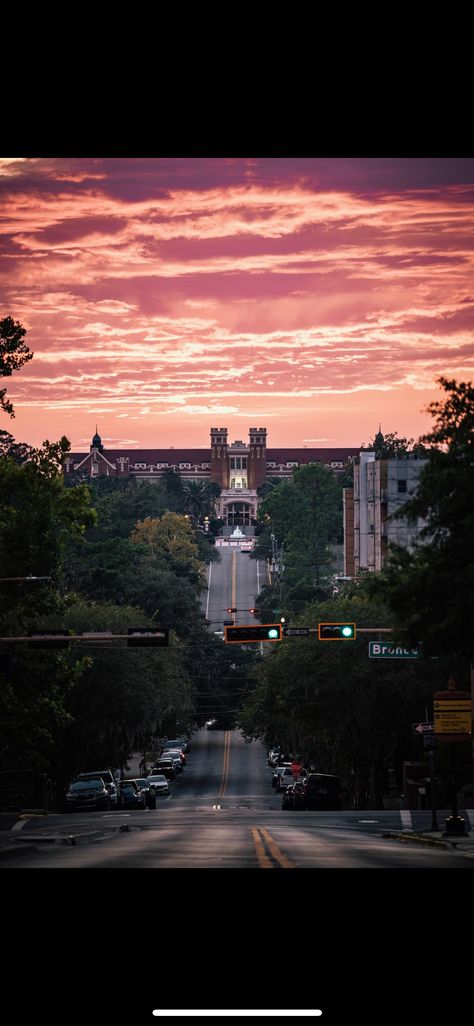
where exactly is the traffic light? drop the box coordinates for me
[27,630,70,649]
[227,607,237,613]
[249,607,260,615]
[224,623,283,644]
[318,622,356,641]
[127,628,169,647]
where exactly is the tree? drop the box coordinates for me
[367,377,474,660]
[238,592,462,807]
[0,431,71,473]
[362,429,427,458]
[0,444,97,770]
[131,512,206,588]
[50,598,193,783]
[0,317,33,417]
[256,463,343,584]
[183,479,221,519]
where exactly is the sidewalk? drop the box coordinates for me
[385,808,474,850]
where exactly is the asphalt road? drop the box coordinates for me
[202,546,265,629]
[2,729,474,867]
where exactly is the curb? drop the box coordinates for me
[0,825,122,859]
[383,832,453,849]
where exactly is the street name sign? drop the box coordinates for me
[413,722,435,735]
[283,627,310,637]
[369,642,419,659]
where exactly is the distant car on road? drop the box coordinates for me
[240,542,253,552]
[206,718,217,729]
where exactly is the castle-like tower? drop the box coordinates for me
[247,427,267,489]
[210,427,228,487]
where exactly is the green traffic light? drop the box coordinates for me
[318,622,357,640]
[267,628,279,639]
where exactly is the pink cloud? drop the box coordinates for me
[0,158,473,448]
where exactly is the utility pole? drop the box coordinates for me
[425,703,438,831]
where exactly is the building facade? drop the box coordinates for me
[344,449,428,575]
[64,427,358,527]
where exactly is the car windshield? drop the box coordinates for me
[70,780,103,791]
[307,775,341,789]
[148,775,167,784]
[78,772,112,783]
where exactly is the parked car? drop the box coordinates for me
[161,746,186,765]
[75,769,119,806]
[272,763,292,788]
[292,773,343,811]
[150,761,176,781]
[275,767,295,793]
[162,751,184,773]
[146,774,170,797]
[64,778,112,812]
[282,780,306,810]
[119,780,146,809]
[163,737,190,753]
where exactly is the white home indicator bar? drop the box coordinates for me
[152,1013,322,1018]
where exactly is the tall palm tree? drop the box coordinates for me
[183,480,221,520]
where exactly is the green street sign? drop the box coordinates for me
[369,642,419,659]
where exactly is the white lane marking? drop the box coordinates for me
[12,818,31,831]
[205,562,212,619]
[153,1012,323,1018]
[358,819,378,823]
[400,810,412,829]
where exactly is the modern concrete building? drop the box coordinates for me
[344,447,428,575]
[64,427,358,528]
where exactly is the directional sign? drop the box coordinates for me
[369,642,419,659]
[283,627,310,637]
[413,722,435,735]
[433,690,472,741]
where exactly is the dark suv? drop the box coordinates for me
[292,773,343,811]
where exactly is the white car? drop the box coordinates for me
[240,542,253,552]
[146,774,170,796]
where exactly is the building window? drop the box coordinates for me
[397,480,407,493]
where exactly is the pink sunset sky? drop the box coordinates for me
[1,156,473,451]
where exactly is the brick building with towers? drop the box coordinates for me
[64,426,358,527]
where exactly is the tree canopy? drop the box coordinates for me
[0,317,33,417]
[366,377,474,661]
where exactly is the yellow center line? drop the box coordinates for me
[217,730,230,798]
[251,826,297,869]
[250,826,273,868]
